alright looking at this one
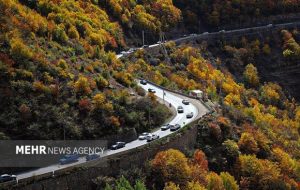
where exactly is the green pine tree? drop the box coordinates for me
[134,180,147,190]
[116,176,134,190]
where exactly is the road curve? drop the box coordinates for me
[16,80,209,180]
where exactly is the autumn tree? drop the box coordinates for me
[272,147,300,182]
[151,0,181,31]
[220,172,239,190]
[133,5,160,33]
[93,93,106,110]
[164,182,180,190]
[206,172,225,190]
[74,76,92,95]
[259,83,281,105]
[68,25,80,40]
[237,155,286,189]
[78,98,92,113]
[193,150,209,171]
[190,150,209,184]
[222,140,239,165]
[57,59,68,70]
[19,104,31,121]
[186,181,206,190]
[53,25,69,43]
[96,75,109,89]
[10,37,33,61]
[262,44,271,55]
[243,64,259,87]
[238,132,259,155]
[150,149,191,188]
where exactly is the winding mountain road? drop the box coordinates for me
[16,80,209,180]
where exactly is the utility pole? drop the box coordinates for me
[148,103,151,128]
[63,125,66,140]
[159,31,170,63]
[163,90,166,104]
[142,30,145,46]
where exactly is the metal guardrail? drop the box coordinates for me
[171,21,300,45]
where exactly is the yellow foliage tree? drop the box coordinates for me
[93,93,106,109]
[238,132,259,155]
[186,181,206,190]
[151,149,191,186]
[243,64,260,87]
[220,172,239,190]
[164,182,180,190]
[74,76,92,95]
[68,25,80,40]
[206,172,225,190]
[10,37,33,61]
[272,147,300,181]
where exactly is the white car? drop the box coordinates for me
[129,48,137,53]
[0,174,16,183]
[146,134,160,142]
[138,132,150,140]
[186,112,194,119]
[121,51,128,55]
[182,100,190,105]
[177,106,184,113]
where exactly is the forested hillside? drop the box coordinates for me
[0,0,300,189]
[0,0,177,139]
[113,36,300,189]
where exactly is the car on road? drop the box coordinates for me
[190,33,197,36]
[0,174,16,183]
[140,80,147,85]
[177,106,184,113]
[86,153,100,161]
[267,24,273,27]
[186,112,194,119]
[219,30,226,33]
[120,51,129,55]
[202,32,209,35]
[182,100,190,105]
[161,124,171,131]
[170,124,181,131]
[148,88,156,93]
[59,154,79,165]
[146,134,160,142]
[128,48,137,53]
[138,132,150,140]
[111,142,126,150]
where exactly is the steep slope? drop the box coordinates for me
[0,0,172,140]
